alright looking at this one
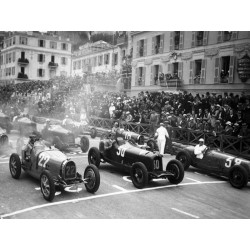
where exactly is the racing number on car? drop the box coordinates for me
[124,132,131,140]
[117,147,126,157]
[154,159,160,170]
[225,157,242,168]
[38,153,50,168]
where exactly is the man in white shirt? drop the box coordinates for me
[194,138,207,159]
[155,123,169,157]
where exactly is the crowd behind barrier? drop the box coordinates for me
[1,76,250,158]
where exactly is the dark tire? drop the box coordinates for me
[80,136,89,152]
[88,147,101,168]
[90,127,97,139]
[131,162,148,189]
[166,159,184,185]
[53,136,64,151]
[40,171,56,202]
[147,139,157,152]
[84,164,100,193]
[9,153,22,179]
[16,137,24,155]
[229,165,248,189]
[176,151,191,170]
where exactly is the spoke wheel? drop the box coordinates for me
[166,159,184,184]
[40,171,55,202]
[131,162,148,189]
[176,152,191,170]
[9,153,22,179]
[229,165,248,189]
[84,164,100,193]
[80,136,89,152]
[88,147,101,167]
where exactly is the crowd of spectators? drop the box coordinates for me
[1,75,250,140]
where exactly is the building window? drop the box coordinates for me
[21,51,25,59]
[0,55,3,65]
[20,37,28,45]
[139,40,144,57]
[194,60,202,84]
[114,53,118,65]
[104,54,110,65]
[13,37,16,45]
[138,67,143,85]
[50,41,57,49]
[61,43,68,50]
[38,54,45,63]
[38,39,45,47]
[61,57,67,65]
[173,63,179,78]
[12,67,15,76]
[38,68,45,77]
[155,35,161,54]
[220,56,230,83]
[98,55,103,66]
[174,31,180,50]
[154,65,159,84]
[21,67,25,74]
[223,31,232,42]
[51,55,55,63]
[196,32,204,46]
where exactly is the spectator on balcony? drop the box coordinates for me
[154,74,159,85]
[159,73,164,83]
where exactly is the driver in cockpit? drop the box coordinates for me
[194,138,207,159]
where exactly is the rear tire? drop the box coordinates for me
[229,165,248,189]
[166,159,184,184]
[9,153,22,179]
[80,136,89,152]
[90,128,97,139]
[84,164,100,193]
[176,151,191,170]
[131,162,148,189]
[88,147,101,168]
[40,171,55,202]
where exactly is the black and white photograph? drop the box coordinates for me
[0,1,249,249]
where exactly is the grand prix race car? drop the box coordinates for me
[13,116,37,136]
[88,136,184,189]
[62,118,97,139]
[0,112,12,134]
[9,137,100,201]
[175,145,250,189]
[41,124,89,153]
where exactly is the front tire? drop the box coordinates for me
[9,153,22,179]
[84,164,100,193]
[88,147,101,168]
[90,127,97,139]
[176,151,191,170]
[80,136,89,152]
[40,171,55,202]
[166,159,184,184]
[131,162,148,189]
[229,165,248,189]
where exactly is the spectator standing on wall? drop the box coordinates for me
[155,123,170,157]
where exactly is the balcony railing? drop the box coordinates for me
[17,72,28,79]
[48,62,58,68]
[160,79,181,88]
[18,58,29,65]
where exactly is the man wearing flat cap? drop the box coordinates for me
[194,138,207,159]
[155,123,169,157]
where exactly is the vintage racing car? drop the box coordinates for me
[13,116,37,136]
[0,112,12,134]
[9,136,100,201]
[88,136,184,189]
[175,144,250,189]
[41,124,89,152]
[62,118,97,139]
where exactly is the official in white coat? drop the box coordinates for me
[155,123,169,157]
